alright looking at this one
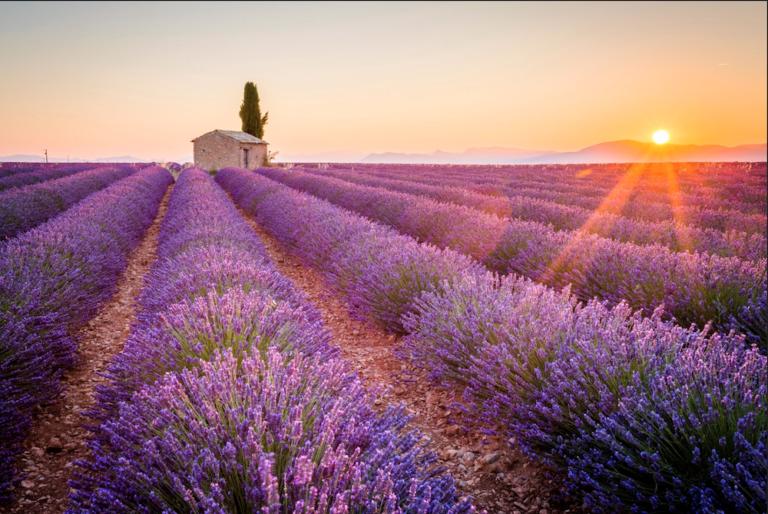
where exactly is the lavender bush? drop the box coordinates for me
[93,167,335,414]
[217,167,486,333]
[218,167,766,513]
[301,166,767,260]
[73,349,472,514]
[75,168,473,513]
[255,166,766,340]
[0,164,139,239]
[0,163,92,192]
[312,162,766,223]
[562,340,766,513]
[0,166,173,500]
[0,163,41,179]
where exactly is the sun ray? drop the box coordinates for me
[539,160,650,289]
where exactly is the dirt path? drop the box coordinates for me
[0,187,172,514]
[238,208,587,514]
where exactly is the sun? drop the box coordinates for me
[653,130,670,144]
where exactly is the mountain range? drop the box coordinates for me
[0,154,193,164]
[2,141,766,165]
[361,141,767,164]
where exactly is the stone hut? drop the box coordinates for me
[191,130,268,171]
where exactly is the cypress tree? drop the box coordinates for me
[239,82,268,139]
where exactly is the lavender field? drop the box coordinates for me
[0,162,765,514]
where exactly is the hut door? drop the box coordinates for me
[242,148,250,168]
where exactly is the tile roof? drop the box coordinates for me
[192,130,268,144]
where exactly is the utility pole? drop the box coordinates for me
[44,149,48,163]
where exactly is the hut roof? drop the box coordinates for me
[192,130,268,145]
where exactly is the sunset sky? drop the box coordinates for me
[0,1,765,160]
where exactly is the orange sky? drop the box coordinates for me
[0,2,765,160]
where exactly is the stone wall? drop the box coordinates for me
[193,133,268,171]
[244,143,268,169]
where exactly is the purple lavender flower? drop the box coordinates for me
[72,349,473,514]
[0,166,173,500]
[0,164,139,239]
[75,168,473,513]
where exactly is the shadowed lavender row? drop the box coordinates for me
[0,166,173,500]
[0,164,146,240]
[255,167,767,341]
[298,166,766,260]
[0,163,43,179]
[0,163,97,191]
[217,166,766,514]
[71,167,474,514]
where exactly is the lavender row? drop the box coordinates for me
[71,167,473,514]
[303,165,768,236]
[309,164,767,231]
[0,166,173,500]
[0,163,95,192]
[360,161,767,204]
[0,163,44,179]
[301,166,766,260]
[0,164,143,240]
[257,167,766,339]
[216,166,767,513]
[303,162,767,215]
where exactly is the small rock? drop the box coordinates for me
[540,510,548,514]
[483,452,500,464]
[352,329,360,336]
[29,447,44,459]
[47,437,63,452]
[444,425,459,436]
[20,480,35,489]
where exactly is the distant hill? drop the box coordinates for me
[277,151,368,163]
[362,147,554,164]
[0,154,192,164]
[522,141,768,164]
[0,154,86,163]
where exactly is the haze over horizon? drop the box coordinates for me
[0,2,765,160]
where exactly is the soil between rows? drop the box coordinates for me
[235,205,588,514]
[0,187,173,514]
